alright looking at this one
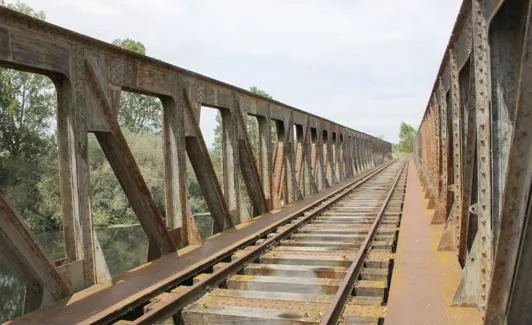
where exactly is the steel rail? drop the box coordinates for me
[319,160,407,325]
[130,160,398,324]
[89,161,393,324]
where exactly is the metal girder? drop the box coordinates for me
[0,193,72,311]
[0,5,391,318]
[414,0,532,322]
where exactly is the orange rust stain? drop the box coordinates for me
[313,267,338,279]
[278,312,304,319]
[256,265,274,276]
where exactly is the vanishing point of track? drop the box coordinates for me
[125,160,407,325]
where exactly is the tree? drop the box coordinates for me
[250,86,273,99]
[89,132,165,225]
[0,1,60,232]
[210,112,223,181]
[112,38,146,55]
[112,38,161,134]
[1,1,45,19]
[0,68,56,159]
[396,122,416,153]
[0,1,54,159]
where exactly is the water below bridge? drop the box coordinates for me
[0,216,214,323]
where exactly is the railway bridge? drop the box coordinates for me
[1,0,531,324]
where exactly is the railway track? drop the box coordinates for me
[121,160,407,325]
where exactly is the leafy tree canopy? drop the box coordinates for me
[1,0,45,19]
[0,1,58,232]
[112,38,146,55]
[396,122,416,153]
[250,86,273,99]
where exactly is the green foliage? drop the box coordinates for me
[87,132,211,225]
[112,38,146,55]
[209,111,223,181]
[1,0,46,19]
[396,122,416,153]
[35,146,62,226]
[88,132,164,225]
[0,67,56,158]
[250,86,273,99]
[118,91,162,134]
[0,2,60,232]
[246,115,259,161]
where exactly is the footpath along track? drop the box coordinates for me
[124,160,407,325]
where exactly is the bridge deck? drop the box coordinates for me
[386,161,481,324]
[8,179,355,325]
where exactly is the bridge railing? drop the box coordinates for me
[414,0,532,323]
[0,7,391,315]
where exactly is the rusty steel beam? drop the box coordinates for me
[436,78,450,225]
[162,95,199,247]
[438,50,463,252]
[235,101,268,216]
[457,58,475,265]
[271,120,286,209]
[486,2,532,324]
[0,193,72,311]
[414,0,532,322]
[0,5,391,317]
[85,58,176,259]
[183,90,234,233]
[257,114,273,210]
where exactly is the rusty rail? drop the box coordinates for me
[0,5,392,319]
[131,161,397,324]
[319,160,406,325]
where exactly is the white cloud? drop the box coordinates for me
[22,0,461,142]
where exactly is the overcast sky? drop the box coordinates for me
[22,0,461,144]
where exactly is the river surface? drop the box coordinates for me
[0,215,213,323]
